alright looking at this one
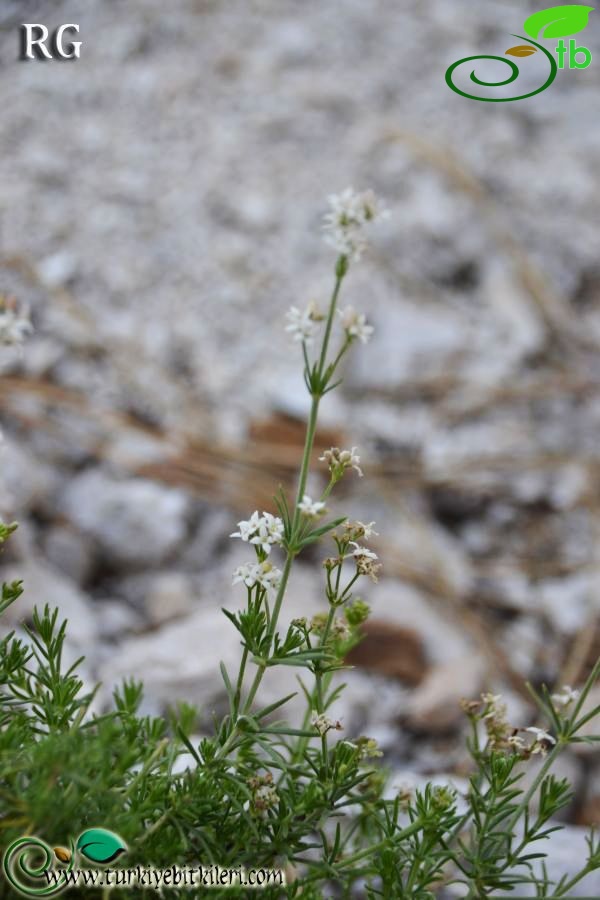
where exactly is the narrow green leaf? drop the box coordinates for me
[254,692,298,720]
[259,726,317,737]
[221,608,243,635]
[175,726,202,765]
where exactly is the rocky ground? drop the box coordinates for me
[2,0,600,889]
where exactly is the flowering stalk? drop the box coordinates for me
[220,189,390,765]
[222,190,385,750]
[240,263,345,717]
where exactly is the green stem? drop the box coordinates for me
[317,269,344,379]
[336,817,425,869]
[233,646,249,716]
[123,738,169,798]
[291,395,321,537]
[550,862,593,898]
[237,263,346,723]
[506,742,562,835]
[241,552,294,715]
[316,607,336,776]
[293,606,337,765]
[324,335,352,385]
[214,261,349,766]
[294,268,345,539]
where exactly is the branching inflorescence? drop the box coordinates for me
[2,193,600,898]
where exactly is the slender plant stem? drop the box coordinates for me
[290,395,321,538]
[241,552,294,715]
[233,646,249,715]
[506,742,562,835]
[317,269,344,379]
[293,606,336,765]
[235,263,347,724]
[336,818,425,869]
[550,863,593,898]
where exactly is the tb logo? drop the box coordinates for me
[20,24,82,60]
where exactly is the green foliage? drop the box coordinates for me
[2,238,600,898]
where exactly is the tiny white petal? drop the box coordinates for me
[525,727,556,745]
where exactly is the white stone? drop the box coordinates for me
[537,573,600,635]
[366,579,471,665]
[145,571,195,626]
[60,470,189,567]
[38,252,77,288]
[405,655,486,732]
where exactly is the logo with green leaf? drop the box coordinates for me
[2,828,127,896]
[446,4,594,101]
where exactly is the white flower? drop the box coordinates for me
[355,521,378,540]
[344,520,378,542]
[322,187,389,262]
[298,494,326,518]
[0,297,32,347]
[551,685,580,708]
[349,542,381,582]
[360,189,390,224]
[253,783,278,815]
[507,734,527,752]
[339,306,374,344]
[230,511,284,555]
[285,301,323,345]
[232,560,282,592]
[350,543,379,563]
[481,693,505,716]
[525,727,556,747]
[247,773,278,818]
[311,714,343,736]
[231,510,262,542]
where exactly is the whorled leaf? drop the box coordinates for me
[523,5,594,40]
[76,828,127,864]
[506,45,538,57]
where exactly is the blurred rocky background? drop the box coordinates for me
[2,0,600,880]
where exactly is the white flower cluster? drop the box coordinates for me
[509,727,557,757]
[319,446,363,479]
[551,685,580,708]
[350,542,381,582]
[284,301,324,345]
[322,187,389,262]
[0,296,33,347]
[284,191,385,346]
[285,302,374,346]
[338,306,374,344]
[245,772,278,819]
[230,511,284,555]
[232,560,282,592]
[475,692,558,758]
